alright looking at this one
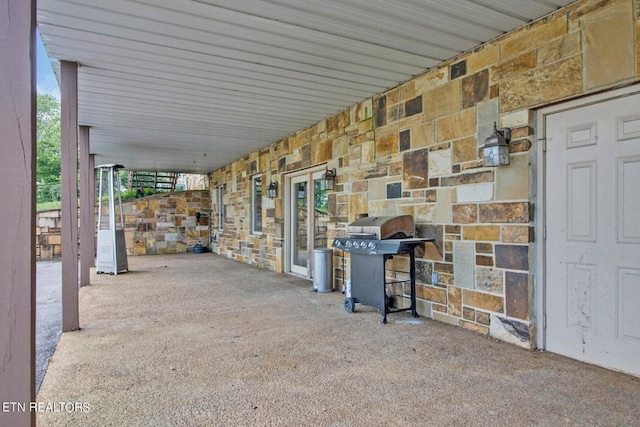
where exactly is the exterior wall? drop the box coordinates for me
[36,190,211,260]
[123,190,210,255]
[209,151,279,269]
[208,0,640,347]
[36,209,64,260]
[176,173,209,190]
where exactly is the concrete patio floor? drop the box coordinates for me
[37,253,640,426]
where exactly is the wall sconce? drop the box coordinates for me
[297,183,306,199]
[267,181,278,199]
[482,122,511,167]
[319,167,336,191]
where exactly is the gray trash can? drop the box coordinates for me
[313,249,333,293]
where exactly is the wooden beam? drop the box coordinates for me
[0,0,37,425]
[61,60,79,332]
[79,126,93,287]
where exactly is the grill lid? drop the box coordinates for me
[347,215,414,240]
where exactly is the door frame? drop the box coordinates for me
[284,165,327,278]
[535,83,640,350]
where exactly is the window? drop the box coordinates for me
[217,184,224,231]
[251,175,262,234]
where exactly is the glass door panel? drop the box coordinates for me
[288,168,328,278]
[290,175,308,276]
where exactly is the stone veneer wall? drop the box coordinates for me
[123,190,211,255]
[208,0,640,348]
[36,190,211,259]
[36,209,65,260]
[176,173,209,191]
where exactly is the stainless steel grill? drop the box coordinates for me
[332,215,433,323]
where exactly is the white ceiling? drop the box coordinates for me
[38,0,576,173]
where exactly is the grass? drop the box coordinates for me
[37,201,62,211]
[37,189,169,212]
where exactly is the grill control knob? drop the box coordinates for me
[359,241,367,249]
[345,241,353,248]
[367,241,376,250]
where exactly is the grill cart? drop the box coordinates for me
[332,216,433,324]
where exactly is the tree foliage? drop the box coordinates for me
[37,94,61,203]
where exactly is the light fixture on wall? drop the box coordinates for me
[297,183,306,199]
[481,122,511,167]
[267,181,278,199]
[319,167,337,191]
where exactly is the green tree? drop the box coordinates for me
[37,94,61,203]
[314,181,328,214]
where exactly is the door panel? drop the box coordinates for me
[618,156,640,242]
[288,168,327,278]
[567,161,596,241]
[545,92,640,376]
[566,262,594,329]
[619,268,640,343]
[290,175,308,276]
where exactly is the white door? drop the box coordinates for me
[545,91,640,376]
[287,168,329,278]
[290,174,310,276]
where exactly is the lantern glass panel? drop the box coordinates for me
[483,145,500,167]
[320,170,335,190]
[320,178,334,191]
[498,145,510,165]
[267,183,277,198]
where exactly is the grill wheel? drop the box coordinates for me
[344,297,355,313]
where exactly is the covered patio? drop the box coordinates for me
[4,1,640,425]
[37,254,640,426]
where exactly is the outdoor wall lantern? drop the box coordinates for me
[297,183,306,199]
[319,167,337,191]
[267,181,278,199]
[481,122,511,167]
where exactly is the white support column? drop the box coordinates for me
[0,0,37,425]
[90,153,96,265]
[61,60,79,332]
[80,125,93,287]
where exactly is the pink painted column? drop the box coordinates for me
[80,126,94,287]
[61,60,80,332]
[0,0,37,425]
